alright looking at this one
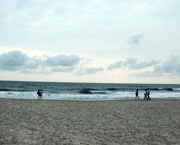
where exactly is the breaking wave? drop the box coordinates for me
[79,89,108,94]
[150,88,180,91]
[0,89,32,92]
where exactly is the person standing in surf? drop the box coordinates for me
[135,89,140,99]
[37,89,43,99]
[37,89,40,99]
[40,89,43,99]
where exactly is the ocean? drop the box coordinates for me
[0,81,180,100]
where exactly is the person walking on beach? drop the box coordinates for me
[144,89,147,100]
[135,89,140,99]
[147,88,151,100]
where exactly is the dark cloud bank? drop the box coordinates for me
[0,50,79,73]
[0,50,103,75]
[0,50,180,77]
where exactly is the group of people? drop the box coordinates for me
[144,88,151,100]
[135,88,151,100]
[37,88,151,100]
[37,89,43,99]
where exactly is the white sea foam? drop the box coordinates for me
[0,90,180,100]
[173,88,180,91]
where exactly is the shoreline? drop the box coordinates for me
[1,97,180,102]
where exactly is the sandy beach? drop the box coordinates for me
[0,98,180,144]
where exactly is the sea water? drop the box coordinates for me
[0,81,180,100]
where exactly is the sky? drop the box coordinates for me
[0,0,180,84]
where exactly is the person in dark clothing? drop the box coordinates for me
[135,89,140,99]
[147,88,151,100]
[37,89,42,99]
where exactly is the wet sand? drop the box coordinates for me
[0,98,180,144]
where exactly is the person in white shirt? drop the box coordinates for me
[144,89,147,100]
[40,89,43,99]
[147,88,151,100]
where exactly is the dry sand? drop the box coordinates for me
[0,98,180,145]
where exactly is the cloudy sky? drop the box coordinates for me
[0,0,180,84]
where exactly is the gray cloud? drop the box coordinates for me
[131,56,180,77]
[128,34,143,45]
[107,61,122,70]
[0,50,29,71]
[125,59,159,69]
[0,50,81,73]
[44,54,80,67]
[153,56,180,74]
[108,58,159,70]
[23,56,42,70]
[75,67,104,75]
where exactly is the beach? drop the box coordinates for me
[0,98,180,144]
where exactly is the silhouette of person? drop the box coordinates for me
[37,89,43,99]
[135,89,140,99]
[37,89,40,99]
